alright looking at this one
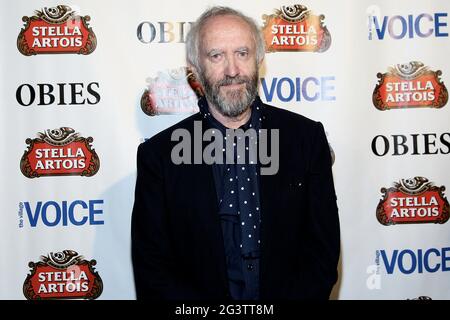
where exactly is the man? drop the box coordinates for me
[131,6,340,300]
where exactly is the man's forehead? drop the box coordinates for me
[200,15,255,48]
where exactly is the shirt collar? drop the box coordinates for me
[197,96,264,133]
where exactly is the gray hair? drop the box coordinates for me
[186,6,265,70]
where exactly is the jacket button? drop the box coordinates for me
[247,263,254,271]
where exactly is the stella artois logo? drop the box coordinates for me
[141,67,203,116]
[20,127,100,178]
[376,177,450,226]
[17,5,97,56]
[23,250,103,300]
[373,61,448,110]
[409,296,432,300]
[261,4,331,53]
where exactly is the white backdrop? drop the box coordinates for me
[1,0,450,300]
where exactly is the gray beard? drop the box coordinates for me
[200,72,258,118]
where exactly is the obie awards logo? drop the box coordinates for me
[262,4,331,52]
[141,67,203,116]
[20,127,100,178]
[17,5,97,56]
[23,250,103,299]
[376,177,449,225]
[373,61,448,110]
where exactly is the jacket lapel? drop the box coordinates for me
[192,131,229,293]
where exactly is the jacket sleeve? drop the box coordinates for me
[303,122,340,299]
[131,143,202,300]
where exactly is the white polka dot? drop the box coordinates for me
[222,148,225,152]
[229,204,233,208]
[242,167,245,170]
[231,190,234,194]
[233,143,236,146]
[258,240,260,243]
[256,207,259,211]
[229,178,233,182]
[242,222,245,225]
[254,225,257,229]
[249,214,252,217]
[252,192,255,196]
[227,168,230,171]
[241,187,244,190]
[240,244,243,248]
[247,178,250,181]
[244,201,247,204]
[249,234,252,238]
[246,147,249,150]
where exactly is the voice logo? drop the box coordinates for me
[260,76,336,103]
[17,5,96,56]
[378,247,450,275]
[19,199,104,228]
[368,12,448,40]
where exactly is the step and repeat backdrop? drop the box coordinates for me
[1,0,449,300]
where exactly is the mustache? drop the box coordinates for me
[216,75,252,87]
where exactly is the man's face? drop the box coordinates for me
[196,15,259,117]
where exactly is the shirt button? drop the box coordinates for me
[247,263,254,271]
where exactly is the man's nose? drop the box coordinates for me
[224,56,239,77]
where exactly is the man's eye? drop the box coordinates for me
[210,53,222,61]
[237,51,248,58]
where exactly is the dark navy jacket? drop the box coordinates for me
[131,99,340,300]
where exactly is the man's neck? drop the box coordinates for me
[208,103,252,129]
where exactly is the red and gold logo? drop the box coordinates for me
[23,250,103,300]
[373,62,448,110]
[17,5,96,56]
[20,127,100,178]
[141,67,203,116]
[377,177,450,226]
[262,4,331,53]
